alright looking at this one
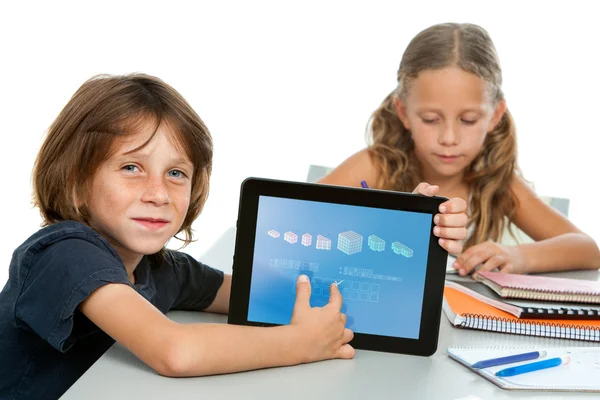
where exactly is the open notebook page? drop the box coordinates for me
[447,347,600,392]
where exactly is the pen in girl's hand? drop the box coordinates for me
[360,181,369,188]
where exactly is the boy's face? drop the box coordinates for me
[394,66,505,182]
[86,123,193,267]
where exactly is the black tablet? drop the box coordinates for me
[228,178,448,356]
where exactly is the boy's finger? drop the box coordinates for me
[327,282,343,309]
[335,343,356,359]
[343,327,354,344]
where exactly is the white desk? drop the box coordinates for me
[61,229,600,399]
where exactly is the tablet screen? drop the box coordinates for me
[247,195,433,339]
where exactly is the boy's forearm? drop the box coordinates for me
[164,323,307,376]
[520,233,600,273]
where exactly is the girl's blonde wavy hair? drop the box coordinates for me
[367,23,519,249]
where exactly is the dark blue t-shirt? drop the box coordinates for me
[0,221,224,400]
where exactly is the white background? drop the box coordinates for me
[1,1,598,285]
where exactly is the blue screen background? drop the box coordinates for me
[247,196,432,339]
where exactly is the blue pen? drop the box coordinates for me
[471,350,547,369]
[360,180,369,188]
[495,356,570,377]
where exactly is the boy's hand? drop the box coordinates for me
[290,275,355,362]
[413,182,468,255]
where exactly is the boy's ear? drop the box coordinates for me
[489,99,507,132]
[393,97,411,130]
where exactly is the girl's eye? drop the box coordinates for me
[461,119,477,125]
[168,170,185,178]
[422,118,439,124]
[123,164,139,173]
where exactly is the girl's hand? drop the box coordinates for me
[290,275,355,362]
[413,182,468,255]
[454,241,528,277]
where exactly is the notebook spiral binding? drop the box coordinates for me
[503,289,600,303]
[461,313,600,341]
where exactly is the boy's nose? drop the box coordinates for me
[141,179,171,206]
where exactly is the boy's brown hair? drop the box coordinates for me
[33,73,212,247]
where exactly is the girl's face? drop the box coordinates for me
[394,66,506,182]
[86,123,193,266]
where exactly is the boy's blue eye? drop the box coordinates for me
[123,165,138,172]
[168,170,184,178]
[422,118,438,124]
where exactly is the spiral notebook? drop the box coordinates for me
[475,271,600,304]
[445,279,600,319]
[447,347,600,392]
[443,286,600,341]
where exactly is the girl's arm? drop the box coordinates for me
[317,149,378,187]
[455,175,600,275]
[79,277,353,377]
[510,175,600,272]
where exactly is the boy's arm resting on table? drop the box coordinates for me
[79,278,353,377]
[202,273,231,314]
[317,149,378,187]
[510,175,600,272]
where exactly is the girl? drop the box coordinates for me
[0,73,467,400]
[320,23,600,276]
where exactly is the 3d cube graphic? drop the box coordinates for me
[337,231,363,255]
[316,234,331,250]
[301,233,312,246]
[368,235,385,252]
[284,231,298,244]
[392,241,413,257]
[267,229,280,238]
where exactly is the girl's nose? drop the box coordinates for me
[438,124,459,146]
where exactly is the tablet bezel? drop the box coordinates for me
[228,177,448,356]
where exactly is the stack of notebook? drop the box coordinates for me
[443,272,600,341]
[475,271,600,304]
